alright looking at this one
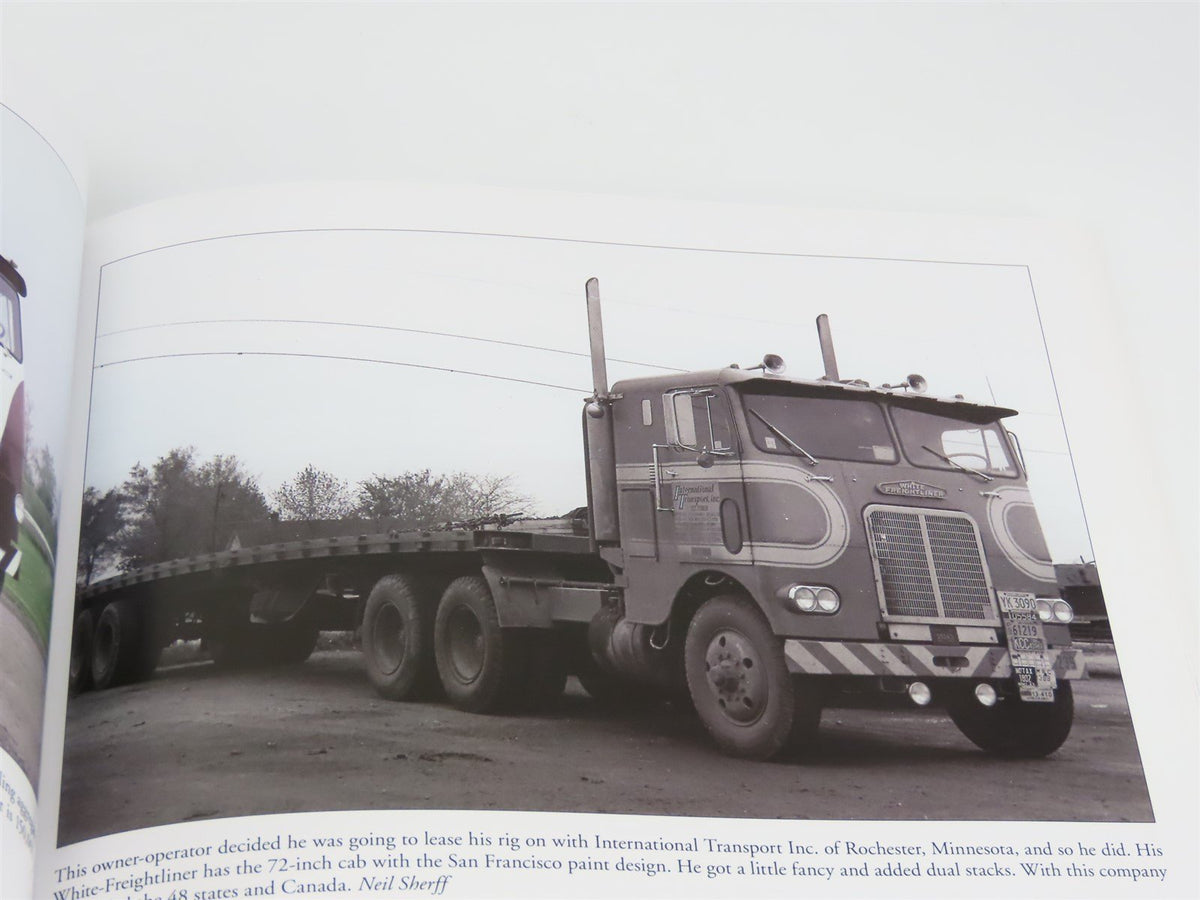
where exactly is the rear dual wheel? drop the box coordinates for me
[434,575,565,713]
[90,599,162,690]
[68,609,95,695]
[362,574,440,701]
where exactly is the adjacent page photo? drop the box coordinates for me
[0,104,86,899]
[36,184,1188,898]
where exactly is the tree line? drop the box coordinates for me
[77,448,531,585]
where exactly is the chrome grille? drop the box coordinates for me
[866,506,995,623]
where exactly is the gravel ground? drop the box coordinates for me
[57,643,1151,846]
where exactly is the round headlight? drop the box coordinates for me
[1052,599,1074,624]
[815,587,840,613]
[13,492,24,524]
[789,585,817,612]
[1034,598,1054,622]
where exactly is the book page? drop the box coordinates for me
[0,104,87,899]
[38,182,1195,898]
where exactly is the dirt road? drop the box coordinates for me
[58,648,1152,846]
[1,595,46,786]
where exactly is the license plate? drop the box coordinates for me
[1007,622,1042,637]
[998,592,1037,612]
[1010,635,1047,653]
[1013,664,1056,702]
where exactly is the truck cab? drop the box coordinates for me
[583,281,1082,760]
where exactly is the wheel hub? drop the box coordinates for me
[446,605,485,683]
[703,629,765,725]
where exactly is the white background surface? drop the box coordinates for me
[1,2,1196,897]
[3,1,1194,562]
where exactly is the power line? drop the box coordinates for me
[94,350,589,393]
[97,317,687,373]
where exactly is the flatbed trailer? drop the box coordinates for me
[71,278,1086,761]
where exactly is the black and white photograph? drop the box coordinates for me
[59,224,1150,844]
[0,2,1192,898]
[0,106,83,791]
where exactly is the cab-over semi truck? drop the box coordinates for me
[72,278,1083,760]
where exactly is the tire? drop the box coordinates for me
[91,599,161,689]
[685,595,821,760]
[434,575,526,713]
[208,620,255,669]
[270,619,320,665]
[69,609,95,695]
[210,619,319,668]
[947,681,1074,758]
[362,574,438,700]
[513,630,568,712]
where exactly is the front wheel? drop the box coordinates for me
[685,595,821,760]
[947,681,1074,758]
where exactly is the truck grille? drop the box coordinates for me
[865,507,996,624]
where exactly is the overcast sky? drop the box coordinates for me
[81,226,1090,562]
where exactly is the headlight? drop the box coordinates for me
[1035,598,1054,622]
[788,585,817,612]
[783,584,839,614]
[1051,599,1074,624]
[815,587,840,613]
[13,492,24,524]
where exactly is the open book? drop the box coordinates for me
[1,102,1194,900]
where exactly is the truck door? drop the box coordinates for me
[618,387,753,623]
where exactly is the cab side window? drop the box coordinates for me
[665,389,734,454]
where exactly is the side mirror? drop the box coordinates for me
[696,450,716,469]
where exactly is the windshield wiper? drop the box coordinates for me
[749,408,818,466]
[921,444,993,482]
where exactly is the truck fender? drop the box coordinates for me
[479,564,554,629]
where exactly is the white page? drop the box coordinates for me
[0,104,87,899]
[38,182,1195,898]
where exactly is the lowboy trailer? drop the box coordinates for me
[71,278,1084,760]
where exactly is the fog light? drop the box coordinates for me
[908,681,932,706]
[974,683,998,707]
[1051,599,1074,624]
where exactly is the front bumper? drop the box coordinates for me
[783,639,1086,681]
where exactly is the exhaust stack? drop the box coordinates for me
[583,278,620,546]
[815,314,840,382]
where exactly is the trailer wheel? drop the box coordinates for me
[947,681,1074,758]
[434,575,525,713]
[362,574,438,700]
[91,599,161,689]
[270,619,320,665]
[685,595,821,760]
[208,625,253,668]
[69,609,95,695]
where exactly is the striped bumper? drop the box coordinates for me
[783,640,1086,681]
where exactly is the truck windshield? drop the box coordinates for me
[740,391,897,463]
[0,280,21,362]
[890,406,1016,477]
